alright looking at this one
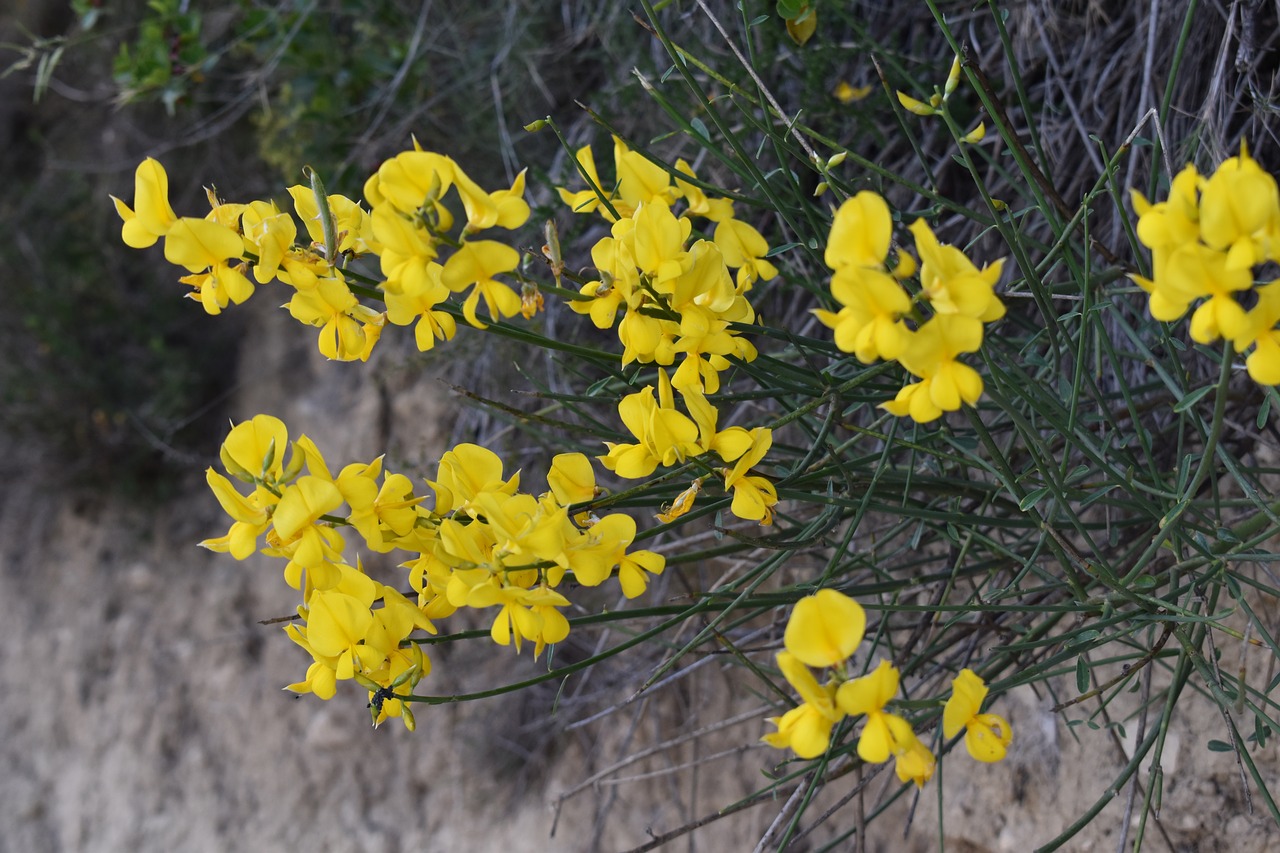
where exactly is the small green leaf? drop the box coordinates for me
[1080,484,1118,508]
[765,242,801,258]
[1075,656,1090,693]
[1160,499,1190,529]
[1207,739,1234,752]
[689,117,710,141]
[1019,487,1050,511]
[1173,385,1214,413]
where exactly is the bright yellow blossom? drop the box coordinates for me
[441,240,522,327]
[836,659,916,764]
[111,157,177,248]
[762,651,844,759]
[782,589,866,669]
[943,668,1012,762]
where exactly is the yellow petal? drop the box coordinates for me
[943,668,988,738]
[783,589,866,668]
[163,217,245,273]
[836,659,899,716]
[966,713,1013,762]
[547,452,596,506]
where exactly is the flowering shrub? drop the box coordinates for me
[111,5,1280,847]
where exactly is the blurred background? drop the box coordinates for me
[4,1,1280,850]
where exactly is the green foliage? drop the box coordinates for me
[0,169,238,496]
[111,0,209,113]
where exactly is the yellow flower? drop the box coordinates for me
[1238,281,1280,384]
[832,81,871,104]
[783,3,816,46]
[814,266,912,364]
[164,216,253,315]
[943,56,962,99]
[613,134,677,211]
[882,315,985,422]
[557,144,614,218]
[468,581,570,657]
[239,200,297,284]
[428,442,519,516]
[960,122,986,144]
[111,157,177,248]
[273,475,345,569]
[762,651,844,758]
[1170,245,1253,344]
[305,587,375,679]
[286,185,376,257]
[782,588,867,669]
[616,547,665,599]
[836,659,914,764]
[943,668,1013,762]
[600,370,703,478]
[714,217,778,289]
[673,159,735,221]
[365,149,455,224]
[908,218,1005,321]
[452,165,531,232]
[441,240,522,328]
[201,469,271,559]
[1198,141,1280,270]
[721,427,777,524]
[285,277,380,360]
[826,191,892,270]
[383,259,456,352]
[633,200,692,285]
[219,414,290,482]
[547,452,597,506]
[1132,164,1201,284]
[894,729,936,787]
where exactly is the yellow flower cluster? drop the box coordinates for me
[112,143,783,530]
[365,145,530,335]
[817,192,1005,422]
[1132,143,1280,384]
[559,136,772,395]
[601,367,778,524]
[112,157,385,359]
[557,138,781,525]
[112,146,533,362]
[763,590,1012,780]
[202,414,664,728]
